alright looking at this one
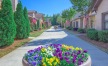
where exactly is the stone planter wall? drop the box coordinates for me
[22,56,91,66]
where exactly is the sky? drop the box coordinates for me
[21,0,72,16]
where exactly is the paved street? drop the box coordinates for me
[0,27,108,66]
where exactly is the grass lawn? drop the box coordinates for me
[0,28,47,58]
[30,29,46,37]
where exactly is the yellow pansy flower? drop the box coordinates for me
[42,63,46,66]
[42,58,44,62]
[46,58,49,61]
[48,47,52,51]
[75,47,80,50]
[79,48,82,50]
[70,46,75,50]
[41,48,46,52]
[55,57,60,63]
[49,58,54,63]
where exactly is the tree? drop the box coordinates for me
[23,7,30,38]
[62,10,68,19]
[70,0,91,14]
[0,0,16,47]
[51,14,59,25]
[57,15,62,24]
[14,2,26,39]
[68,8,76,20]
[37,20,40,29]
[56,14,61,25]
[62,8,76,21]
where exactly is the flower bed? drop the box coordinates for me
[23,44,91,66]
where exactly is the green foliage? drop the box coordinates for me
[87,29,98,41]
[51,14,58,25]
[68,8,76,19]
[0,0,16,47]
[98,31,108,43]
[70,0,91,14]
[62,10,68,19]
[14,2,26,39]
[30,24,34,32]
[37,20,40,29]
[23,7,30,38]
[57,15,62,24]
[77,28,85,33]
[66,27,73,30]
[42,24,45,29]
[86,29,95,32]
[34,24,38,31]
[61,8,76,23]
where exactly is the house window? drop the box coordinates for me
[105,14,108,29]
[90,20,94,28]
[102,12,108,30]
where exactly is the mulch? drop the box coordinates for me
[0,38,31,58]
[0,38,31,50]
[78,34,108,53]
[66,29,108,53]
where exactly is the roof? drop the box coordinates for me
[28,10,37,13]
[28,10,37,18]
[72,12,81,20]
[92,0,102,11]
[88,0,102,12]
[35,13,44,19]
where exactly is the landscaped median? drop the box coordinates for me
[22,44,91,66]
[0,29,47,58]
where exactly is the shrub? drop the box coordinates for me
[30,24,34,32]
[34,24,38,31]
[14,2,26,39]
[66,27,72,30]
[86,29,95,33]
[23,7,30,38]
[87,29,98,41]
[77,28,85,33]
[98,31,108,43]
[0,0,16,47]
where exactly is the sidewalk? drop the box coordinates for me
[0,27,108,66]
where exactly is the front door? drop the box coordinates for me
[76,21,78,28]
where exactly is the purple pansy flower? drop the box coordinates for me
[32,61,36,66]
[83,50,87,53]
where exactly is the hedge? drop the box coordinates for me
[66,27,73,30]
[98,31,108,43]
[77,28,85,33]
[87,29,98,41]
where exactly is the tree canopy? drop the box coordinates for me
[70,0,91,14]
[61,8,76,22]
[51,14,59,25]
